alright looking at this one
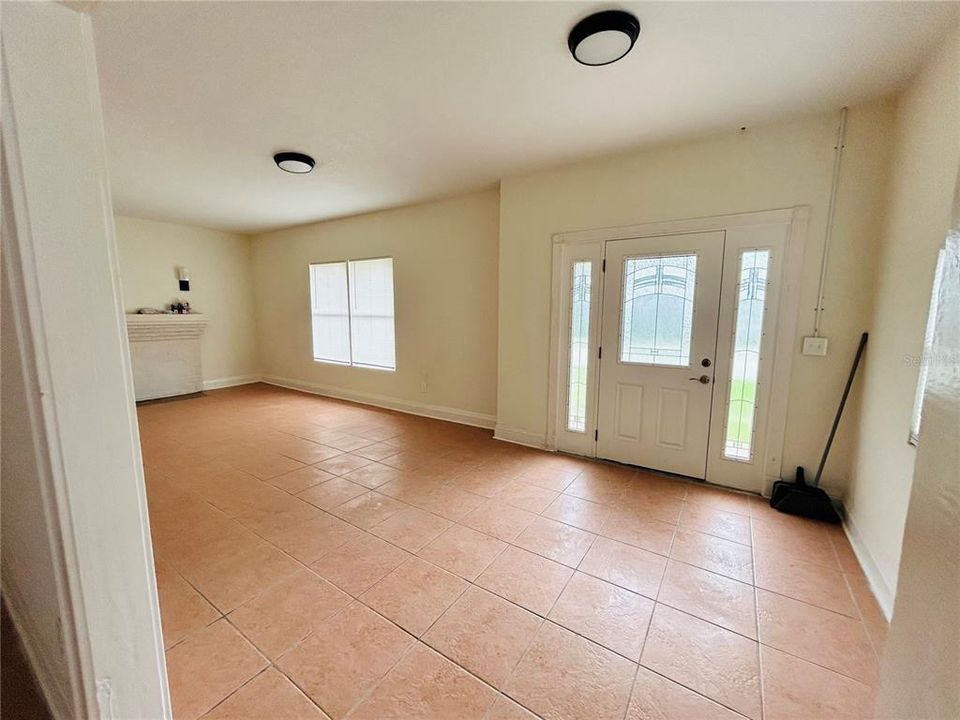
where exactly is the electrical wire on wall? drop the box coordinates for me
[813,107,848,337]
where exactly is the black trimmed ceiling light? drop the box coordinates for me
[274,151,315,174]
[568,10,640,66]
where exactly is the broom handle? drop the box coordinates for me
[814,332,868,487]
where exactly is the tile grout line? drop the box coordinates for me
[194,665,278,719]
[337,637,423,720]
[619,551,670,720]
[751,510,767,720]
[632,664,755,720]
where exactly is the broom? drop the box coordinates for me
[769,332,868,523]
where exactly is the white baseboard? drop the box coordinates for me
[493,423,548,449]
[842,509,895,621]
[261,375,496,430]
[1,581,72,720]
[202,374,262,391]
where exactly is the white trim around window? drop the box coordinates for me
[309,257,397,371]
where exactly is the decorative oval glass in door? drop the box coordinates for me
[619,254,698,367]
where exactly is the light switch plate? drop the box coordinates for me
[802,336,829,356]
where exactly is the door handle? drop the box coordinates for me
[689,375,711,384]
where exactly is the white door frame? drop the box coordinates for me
[596,231,725,479]
[2,4,170,718]
[547,207,809,493]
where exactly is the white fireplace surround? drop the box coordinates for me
[126,314,208,401]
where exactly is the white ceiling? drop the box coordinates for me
[92,1,955,234]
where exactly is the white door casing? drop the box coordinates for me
[3,4,171,718]
[596,231,725,479]
[548,207,807,494]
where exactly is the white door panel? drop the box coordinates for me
[596,231,725,478]
[656,387,690,449]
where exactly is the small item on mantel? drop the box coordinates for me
[169,300,192,314]
[136,307,167,314]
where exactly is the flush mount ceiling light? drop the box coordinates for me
[273,152,315,174]
[568,10,640,66]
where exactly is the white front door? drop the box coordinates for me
[596,231,725,478]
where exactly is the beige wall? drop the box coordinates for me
[846,26,959,611]
[496,101,895,494]
[250,189,500,424]
[115,215,259,385]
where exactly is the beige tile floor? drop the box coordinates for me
[142,384,888,720]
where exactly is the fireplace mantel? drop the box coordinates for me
[126,313,208,341]
[126,314,208,401]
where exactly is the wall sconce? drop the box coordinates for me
[177,266,190,292]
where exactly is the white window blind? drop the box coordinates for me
[349,258,396,369]
[310,262,351,364]
[309,258,396,370]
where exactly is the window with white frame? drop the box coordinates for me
[909,248,946,445]
[310,257,396,370]
[566,261,592,432]
[724,249,770,462]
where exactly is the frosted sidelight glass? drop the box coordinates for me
[724,250,770,461]
[567,261,592,432]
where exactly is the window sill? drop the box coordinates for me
[312,358,396,373]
